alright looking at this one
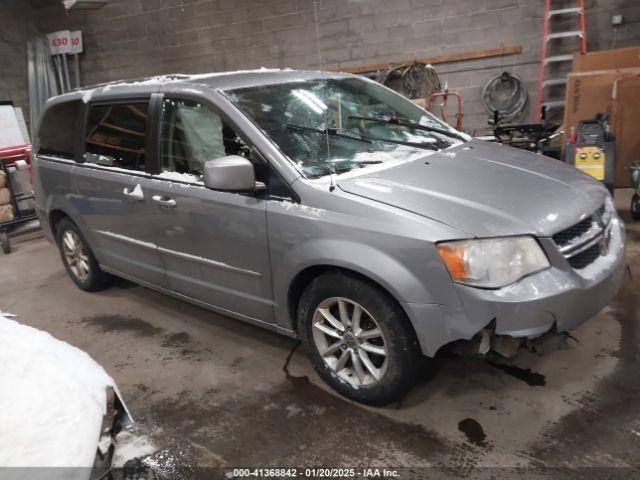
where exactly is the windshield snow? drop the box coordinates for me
[226,77,467,179]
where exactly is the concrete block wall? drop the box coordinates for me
[0,1,37,126]
[14,0,640,131]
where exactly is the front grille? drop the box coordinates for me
[552,202,609,271]
[567,243,601,269]
[552,217,593,247]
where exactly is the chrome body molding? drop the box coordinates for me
[95,230,262,278]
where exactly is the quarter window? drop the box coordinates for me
[160,98,250,180]
[85,102,148,171]
[38,101,81,159]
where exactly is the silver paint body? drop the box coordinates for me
[33,70,627,356]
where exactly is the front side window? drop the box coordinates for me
[38,101,81,159]
[160,98,250,182]
[226,77,469,179]
[85,102,148,171]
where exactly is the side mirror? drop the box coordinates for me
[203,155,263,191]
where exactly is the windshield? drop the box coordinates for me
[226,77,468,179]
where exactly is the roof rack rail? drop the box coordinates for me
[74,74,192,91]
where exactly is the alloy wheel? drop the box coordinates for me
[312,297,389,388]
[62,230,90,282]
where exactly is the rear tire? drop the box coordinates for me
[297,271,423,405]
[56,218,112,292]
[631,193,640,220]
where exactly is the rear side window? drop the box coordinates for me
[38,101,81,159]
[85,102,148,171]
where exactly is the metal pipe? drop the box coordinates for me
[74,53,81,88]
[61,53,71,91]
[53,55,65,93]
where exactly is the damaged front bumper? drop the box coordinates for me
[91,387,133,479]
[406,217,627,357]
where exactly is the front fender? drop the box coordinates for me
[289,238,434,302]
[270,235,460,330]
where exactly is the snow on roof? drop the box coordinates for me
[51,68,350,105]
[0,313,114,468]
[78,67,294,92]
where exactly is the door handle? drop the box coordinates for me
[123,184,144,201]
[152,195,177,208]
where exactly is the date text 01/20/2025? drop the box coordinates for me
[230,468,400,478]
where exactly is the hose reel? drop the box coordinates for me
[483,72,528,125]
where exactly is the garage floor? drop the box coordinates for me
[1,191,639,479]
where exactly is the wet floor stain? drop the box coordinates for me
[458,418,487,447]
[132,340,467,476]
[158,331,212,364]
[144,381,452,475]
[282,341,311,389]
[486,361,546,386]
[82,314,164,336]
[230,356,243,368]
[162,332,192,348]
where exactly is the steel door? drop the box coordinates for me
[143,177,274,322]
[72,166,166,287]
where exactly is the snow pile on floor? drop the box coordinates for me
[111,428,157,468]
[0,313,114,467]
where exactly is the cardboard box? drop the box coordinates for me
[564,68,640,187]
[0,204,14,223]
[0,188,9,206]
[573,47,640,72]
[613,77,640,188]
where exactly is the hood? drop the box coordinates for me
[337,140,608,237]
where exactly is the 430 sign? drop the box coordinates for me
[47,30,83,55]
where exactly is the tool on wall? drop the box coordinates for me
[368,63,441,100]
[564,113,616,193]
[536,0,587,120]
[483,71,527,125]
[426,84,463,131]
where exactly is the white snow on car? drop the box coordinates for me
[0,312,121,469]
[0,313,115,466]
[0,312,159,477]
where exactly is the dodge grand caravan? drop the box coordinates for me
[33,70,626,404]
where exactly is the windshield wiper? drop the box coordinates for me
[286,123,438,151]
[348,114,466,141]
[286,124,371,143]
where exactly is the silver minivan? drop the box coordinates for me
[34,70,626,404]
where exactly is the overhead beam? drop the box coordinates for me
[332,45,523,74]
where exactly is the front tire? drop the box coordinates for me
[56,218,112,292]
[631,193,640,220]
[297,272,423,405]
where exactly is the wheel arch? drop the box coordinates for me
[49,209,70,243]
[287,264,416,337]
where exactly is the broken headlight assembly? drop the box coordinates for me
[601,195,614,226]
[437,236,550,289]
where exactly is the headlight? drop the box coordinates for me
[437,236,550,289]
